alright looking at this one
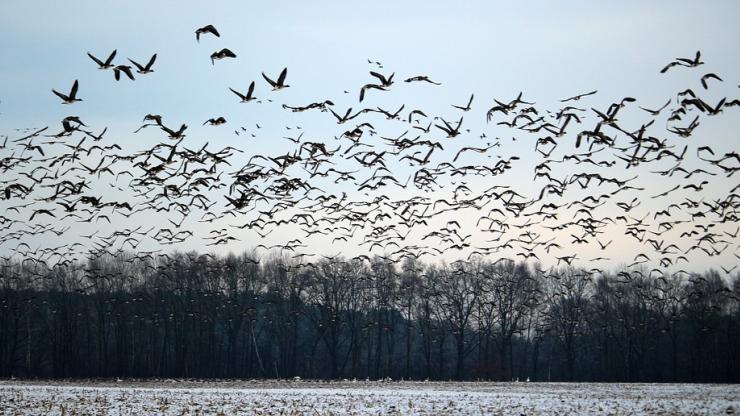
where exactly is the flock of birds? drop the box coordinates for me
[1,25,739,281]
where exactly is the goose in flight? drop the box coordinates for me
[128,54,157,74]
[87,50,117,69]
[203,117,227,126]
[262,67,289,90]
[452,94,474,111]
[700,73,722,89]
[435,116,463,137]
[161,123,187,139]
[404,75,441,85]
[52,80,82,104]
[113,65,135,81]
[560,90,597,102]
[329,107,359,124]
[359,84,386,102]
[639,99,671,116]
[211,48,237,65]
[229,81,257,102]
[660,50,703,73]
[369,71,394,87]
[195,24,220,42]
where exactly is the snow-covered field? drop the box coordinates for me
[0,380,738,415]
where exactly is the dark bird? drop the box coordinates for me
[359,84,386,102]
[262,67,289,90]
[113,65,135,81]
[404,76,441,85]
[195,24,220,42]
[203,117,227,126]
[30,209,56,221]
[369,71,395,87]
[211,48,237,65]
[452,94,474,111]
[660,50,703,73]
[639,99,671,116]
[128,54,157,74]
[161,123,187,139]
[52,80,82,104]
[230,81,257,102]
[330,108,359,124]
[560,90,597,102]
[408,109,428,123]
[700,73,722,89]
[87,50,117,69]
[435,117,463,138]
[143,114,163,125]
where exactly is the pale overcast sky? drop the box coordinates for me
[0,1,738,272]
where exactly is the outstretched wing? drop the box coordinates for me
[105,49,117,66]
[262,72,276,87]
[229,87,246,101]
[128,59,144,71]
[52,89,68,101]
[70,80,79,98]
[145,54,157,70]
[87,52,104,67]
[277,67,288,85]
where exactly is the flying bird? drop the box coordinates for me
[560,90,597,102]
[229,81,257,102]
[404,76,441,85]
[87,50,117,69]
[359,84,386,102]
[452,94,474,111]
[195,24,220,42]
[203,117,227,126]
[113,65,135,81]
[660,50,703,73]
[262,67,289,90]
[700,73,722,89]
[52,80,82,104]
[128,54,157,74]
[369,71,395,87]
[211,48,237,65]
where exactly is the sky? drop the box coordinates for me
[0,1,738,272]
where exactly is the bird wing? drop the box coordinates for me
[329,108,342,122]
[122,67,135,80]
[128,59,144,71]
[206,25,220,37]
[87,53,104,67]
[660,62,678,73]
[359,86,366,102]
[229,88,247,100]
[145,54,157,69]
[277,67,288,85]
[247,81,255,98]
[105,49,117,65]
[369,71,386,85]
[52,89,68,101]
[262,72,277,87]
[70,80,79,98]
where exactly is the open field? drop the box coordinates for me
[0,380,738,415]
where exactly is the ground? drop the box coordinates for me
[0,380,738,415]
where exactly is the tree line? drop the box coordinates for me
[0,251,738,382]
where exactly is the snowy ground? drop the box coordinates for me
[0,380,738,415]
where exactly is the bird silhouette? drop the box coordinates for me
[52,80,82,104]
